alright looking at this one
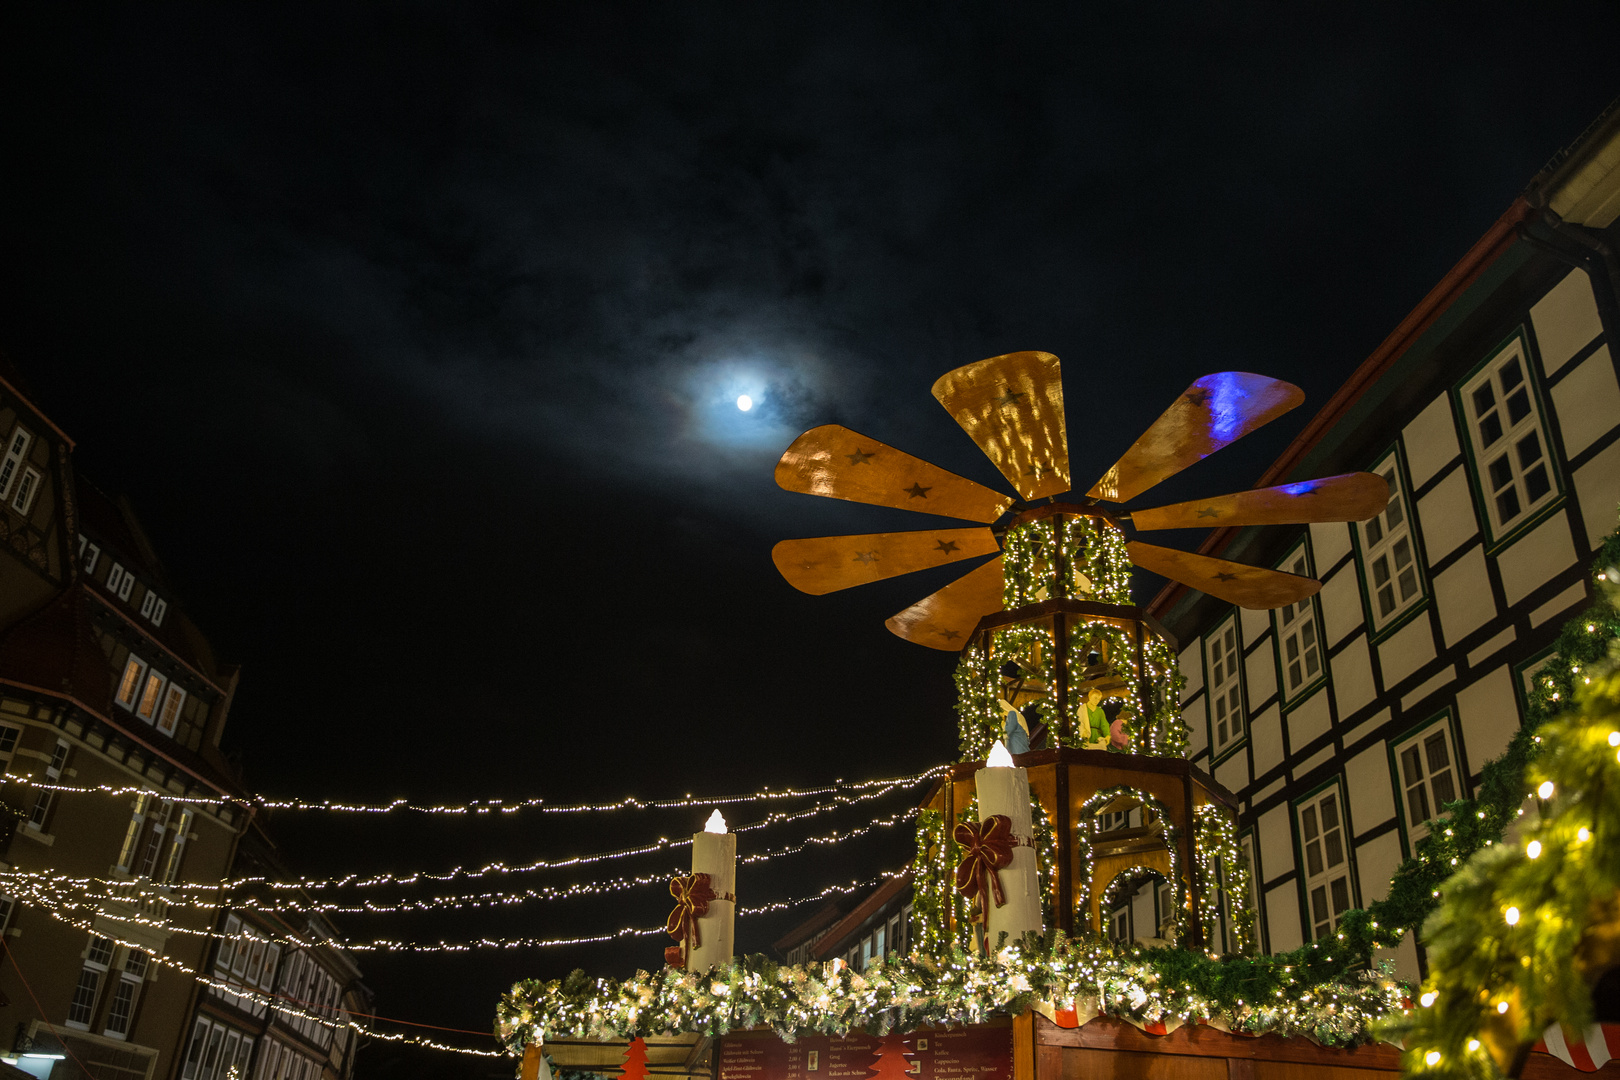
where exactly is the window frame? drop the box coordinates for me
[115,655,147,710]
[1293,779,1356,943]
[1271,539,1327,705]
[102,947,148,1040]
[1454,330,1563,548]
[1354,446,1428,637]
[10,466,40,516]
[1390,713,1466,849]
[66,934,114,1029]
[0,425,33,504]
[1203,613,1247,761]
[135,668,168,723]
[157,684,187,736]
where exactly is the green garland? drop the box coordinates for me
[496,934,1405,1052]
[1194,805,1255,955]
[1072,786,1184,941]
[1376,561,1620,1078]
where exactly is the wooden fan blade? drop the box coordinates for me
[1127,541,1319,610]
[932,351,1070,501]
[1088,373,1305,503]
[772,528,999,595]
[1129,472,1391,531]
[885,556,1005,651]
[775,425,1013,523]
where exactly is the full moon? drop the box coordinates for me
[736,395,753,411]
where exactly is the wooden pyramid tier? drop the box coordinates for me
[914,745,1249,952]
[953,505,1186,760]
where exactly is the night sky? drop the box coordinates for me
[1,5,1617,1075]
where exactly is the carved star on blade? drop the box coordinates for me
[852,551,879,565]
[1213,571,1237,581]
[845,448,875,465]
[936,629,962,641]
[1184,389,1210,407]
[934,540,960,555]
[994,389,1027,406]
[1196,507,1220,518]
[905,482,931,498]
[1024,464,1044,477]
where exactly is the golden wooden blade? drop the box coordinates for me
[1129,472,1390,531]
[885,556,1005,651]
[1088,373,1305,503]
[931,351,1070,501]
[775,424,1013,523]
[1126,541,1319,610]
[772,528,999,595]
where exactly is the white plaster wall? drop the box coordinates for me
[1249,704,1284,778]
[1240,606,1270,649]
[1574,437,1620,547]
[1286,689,1331,750]
[1264,885,1303,954]
[1184,697,1208,759]
[1496,511,1576,607]
[1310,521,1352,570]
[1179,640,1204,700]
[1455,665,1521,773]
[1330,636,1377,720]
[1404,395,1462,489]
[1377,616,1436,688]
[1216,750,1250,795]
[1530,268,1604,376]
[1245,641,1278,706]
[1256,804,1291,879]
[1550,345,1620,459]
[1318,564,1364,647]
[1432,545,1495,647]
[1416,467,1479,563]
[1354,830,1403,906]
[1345,741,1396,837]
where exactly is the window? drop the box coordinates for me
[1461,339,1557,538]
[117,794,191,881]
[106,562,136,601]
[116,656,147,710]
[136,669,166,723]
[1274,546,1323,698]
[67,935,114,1027]
[1108,905,1129,943]
[1297,786,1353,941]
[157,685,186,736]
[1358,453,1423,629]
[1155,879,1174,937]
[28,739,69,830]
[104,948,148,1039]
[82,540,101,574]
[10,466,39,515]
[1395,722,1460,842]
[151,598,167,625]
[0,425,33,503]
[0,723,21,764]
[1206,616,1245,755]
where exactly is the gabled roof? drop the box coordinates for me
[811,871,914,960]
[0,584,241,797]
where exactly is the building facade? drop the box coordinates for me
[0,364,365,1080]
[1152,106,1620,980]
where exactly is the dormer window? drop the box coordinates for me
[115,656,147,710]
[135,669,167,724]
[106,563,136,601]
[139,590,168,625]
[10,467,39,516]
[0,425,32,503]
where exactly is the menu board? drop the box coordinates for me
[717,1024,1012,1080]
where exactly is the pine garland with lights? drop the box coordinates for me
[1376,553,1620,1078]
[1072,786,1185,940]
[495,934,1405,1052]
[1194,804,1255,955]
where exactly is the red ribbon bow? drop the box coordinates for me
[952,815,1015,923]
[665,872,716,962]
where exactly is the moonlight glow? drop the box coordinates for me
[737,395,753,411]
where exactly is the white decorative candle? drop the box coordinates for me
[687,810,736,971]
[975,741,1041,948]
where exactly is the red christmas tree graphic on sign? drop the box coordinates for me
[867,1035,912,1080]
[621,1037,650,1080]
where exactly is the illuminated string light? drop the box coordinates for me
[0,768,940,816]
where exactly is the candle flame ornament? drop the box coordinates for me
[705,809,728,834]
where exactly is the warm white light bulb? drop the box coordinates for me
[1538,781,1554,799]
[1497,1000,1510,1014]
[736,395,753,411]
[1505,906,1520,925]
[986,741,1015,768]
[1425,1051,1442,1067]
[704,809,728,834]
